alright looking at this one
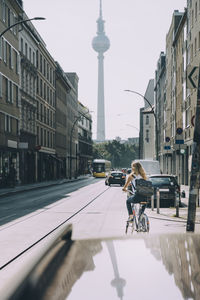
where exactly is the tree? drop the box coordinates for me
[92,139,139,168]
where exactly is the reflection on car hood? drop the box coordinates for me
[38,234,200,300]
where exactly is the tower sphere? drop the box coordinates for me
[92,34,110,53]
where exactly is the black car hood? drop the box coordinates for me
[3,230,200,300]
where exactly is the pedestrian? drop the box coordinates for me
[122,161,147,221]
[9,164,16,187]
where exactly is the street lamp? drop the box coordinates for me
[69,110,92,179]
[0,17,46,39]
[124,89,159,160]
[126,124,139,132]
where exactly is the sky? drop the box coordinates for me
[23,0,186,140]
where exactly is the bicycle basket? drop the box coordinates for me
[135,179,153,197]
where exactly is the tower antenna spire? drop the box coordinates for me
[92,0,110,141]
[100,0,102,18]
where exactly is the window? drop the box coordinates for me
[40,128,43,146]
[29,48,31,62]
[37,126,39,144]
[44,129,46,147]
[0,37,2,59]
[0,73,2,97]
[25,43,28,57]
[40,54,42,72]
[195,2,197,20]
[40,103,43,121]
[44,107,46,123]
[40,79,43,97]
[146,115,149,125]
[8,44,12,68]
[9,81,13,103]
[47,131,50,148]
[5,115,11,132]
[2,1,6,22]
[15,51,19,74]
[7,8,10,27]
[33,52,35,66]
[4,40,7,63]
[15,85,19,107]
[146,129,149,143]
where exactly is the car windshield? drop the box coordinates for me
[111,172,122,176]
[150,177,174,186]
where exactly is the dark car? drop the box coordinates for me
[105,171,126,186]
[149,174,181,207]
[4,224,200,300]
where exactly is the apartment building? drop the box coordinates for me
[55,62,72,179]
[173,9,187,184]
[78,101,92,175]
[140,79,155,160]
[0,1,93,186]
[18,14,38,184]
[65,72,79,179]
[154,52,166,172]
[35,39,57,182]
[165,10,184,176]
[0,0,22,186]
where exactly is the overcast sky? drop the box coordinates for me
[24,0,186,140]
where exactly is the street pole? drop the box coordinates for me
[0,17,45,39]
[124,90,159,160]
[186,67,200,232]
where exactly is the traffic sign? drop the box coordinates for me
[175,139,184,144]
[176,127,183,135]
[165,137,170,142]
[187,65,198,89]
[164,146,171,150]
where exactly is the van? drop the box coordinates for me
[134,159,161,176]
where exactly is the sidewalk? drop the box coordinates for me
[148,184,200,223]
[0,174,91,198]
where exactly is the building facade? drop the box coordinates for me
[154,52,166,172]
[0,0,22,187]
[78,101,92,175]
[139,79,155,160]
[18,13,38,184]
[55,62,72,179]
[65,72,79,179]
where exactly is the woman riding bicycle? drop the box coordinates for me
[122,161,147,221]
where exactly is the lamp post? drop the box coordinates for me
[126,124,139,132]
[124,89,159,161]
[0,17,45,39]
[69,110,91,179]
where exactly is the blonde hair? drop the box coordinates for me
[131,161,147,180]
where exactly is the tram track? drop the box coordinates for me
[0,187,110,270]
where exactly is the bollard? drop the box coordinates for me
[151,194,154,211]
[156,187,160,214]
[175,191,179,217]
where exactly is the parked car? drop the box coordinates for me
[149,174,181,207]
[105,171,126,186]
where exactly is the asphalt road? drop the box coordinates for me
[0,178,197,294]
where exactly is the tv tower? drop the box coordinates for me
[92,0,110,141]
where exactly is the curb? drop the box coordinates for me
[148,211,200,224]
[0,176,89,198]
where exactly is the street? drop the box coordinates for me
[0,177,199,294]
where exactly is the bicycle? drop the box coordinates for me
[125,190,150,234]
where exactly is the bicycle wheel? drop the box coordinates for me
[140,214,150,232]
